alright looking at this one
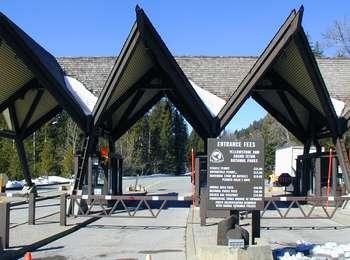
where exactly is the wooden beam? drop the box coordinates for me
[8,103,19,132]
[0,129,15,139]
[335,138,350,192]
[14,137,33,186]
[19,89,44,132]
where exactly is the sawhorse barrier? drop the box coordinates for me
[60,194,192,225]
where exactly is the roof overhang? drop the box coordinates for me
[0,12,91,139]
[217,6,339,142]
[93,6,219,140]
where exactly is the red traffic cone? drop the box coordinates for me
[24,252,32,260]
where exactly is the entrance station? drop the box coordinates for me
[1,5,350,251]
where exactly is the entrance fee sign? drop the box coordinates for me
[207,139,264,210]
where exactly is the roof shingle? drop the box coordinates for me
[57,56,350,113]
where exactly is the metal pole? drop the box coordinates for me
[0,202,9,249]
[60,194,67,226]
[28,193,35,225]
[332,157,338,196]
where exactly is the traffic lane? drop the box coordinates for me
[123,175,192,196]
[31,207,190,260]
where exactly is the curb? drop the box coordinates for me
[186,206,197,260]
[1,216,100,260]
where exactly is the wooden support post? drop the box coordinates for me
[301,159,309,196]
[252,210,261,245]
[229,210,240,226]
[200,187,207,226]
[295,158,302,195]
[87,157,93,201]
[111,157,117,196]
[15,138,33,187]
[60,194,67,226]
[335,138,350,192]
[118,159,123,195]
[28,193,35,225]
[315,158,321,196]
[0,202,9,249]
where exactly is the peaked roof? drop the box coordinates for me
[217,7,340,142]
[93,6,218,140]
[0,12,92,139]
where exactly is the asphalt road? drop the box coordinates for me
[26,175,193,260]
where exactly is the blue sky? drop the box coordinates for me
[1,1,349,132]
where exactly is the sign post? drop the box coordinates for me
[207,138,264,244]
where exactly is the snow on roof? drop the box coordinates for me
[64,76,97,115]
[189,79,226,116]
[331,97,345,117]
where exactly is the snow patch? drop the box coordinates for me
[331,97,345,117]
[64,76,97,115]
[189,80,226,116]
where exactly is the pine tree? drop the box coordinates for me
[61,145,74,178]
[187,130,204,154]
[159,100,175,172]
[38,135,55,177]
[173,110,187,174]
[148,101,164,173]
[130,115,150,174]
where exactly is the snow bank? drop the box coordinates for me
[278,242,350,260]
[20,176,73,186]
[331,97,345,117]
[6,180,23,189]
[64,76,97,115]
[189,80,226,116]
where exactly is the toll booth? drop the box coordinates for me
[75,152,123,196]
[294,152,347,197]
[194,154,207,206]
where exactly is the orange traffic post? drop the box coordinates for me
[24,252,32,260]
